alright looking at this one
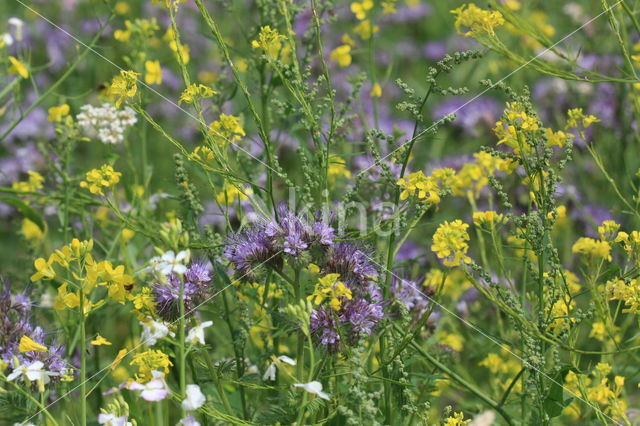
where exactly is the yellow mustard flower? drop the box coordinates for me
[91,335,112,346]
[8,56,29,78]
[329,45,352,67]
[179,83,217,104]
[130,349,173,382]
[397,171,440,204]
[21,218,44,241]
[19,335,48,353]
[351,0,373,20]
[370,82,382,98]
[48,104,70,122]
[431,220,471,267]
[572,237,612,262]
[308,273,353,311]
[108,70,139,107]
[353,20,379,40]
[80,165,122,196]
[144,60,162,85]
[209,114,245,147]
[251,26,287,60]
[451,3,504,37]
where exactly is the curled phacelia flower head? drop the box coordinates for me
[152,261,212,321]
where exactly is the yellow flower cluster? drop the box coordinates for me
[209,114,245,148]
[615,230,640,265]
[545,295,575,333]
[563,364,628,422]
[48,104,70,122]
[350,0,373,20]
[424,269,472,300]
[571,237,612,262]
[327,155,352,184]
[451,3,504,38]
[444,411,470,426]
[437,332,464,352]
[144,60,162,85]
[31,239,134,315]
[130,349,173,382]
[479,346,522,393]
[113,18,159,43]
[431,220,471,267]
[397,171,440,204]
[493,102,539,154]
[565,108,600,130]
[605,278,640,314]
[329,45,352,68]
[179,83,217,104]
[353,20,379,40]
[251,26,287,60]
[8,56,29,78]
[190,145,215,163]
[108,70,139,107]
[12,171,44,193]
[216,181,252,205]
[436,152,516,199]
[473,210,507,227]
[80,165,122,196]
[308,273,353,311]
[164,28,191,64]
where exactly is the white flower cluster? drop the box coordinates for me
[76,103,137,144]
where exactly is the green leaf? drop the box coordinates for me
[0,196,45,231]
[543,366,575,418]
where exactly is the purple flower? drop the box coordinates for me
[153,262,212,320]
[324,242,378,294]
[340,298,384,340]
[310,306,341,352]
[224,228,278,279]
[432,96,500,136]
[391,277,432,319]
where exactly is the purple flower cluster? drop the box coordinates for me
[310,243,385,352]
[152,262,212,320]
[224,206,335,279]
[224,207,386,352]
[0,281,68,380]
[390,277,432,321]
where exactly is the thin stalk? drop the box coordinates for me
[178,275,187,418]
[79,291,87,426]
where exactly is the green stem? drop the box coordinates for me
[178,276,187,418]
[79,292,87,426]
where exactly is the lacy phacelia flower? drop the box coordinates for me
[76,103,137,145]
[451,3,504,37]
[391,277,432,318]
[80,165,122,196]
[397,171,441,204]
[152,261,212,320]
[431,220,472,267]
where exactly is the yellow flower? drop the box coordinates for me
[179,83,217,104]
[251,26,287,60]
[598,220,620,241]
[545,128,573,148]
[48,104,70,122]
[108,70,139,107]
[397,171,440,204]
[444,411,470,426]
[111,348,128,371]
[329,45,352,67]
[307,273,353,310]
[91,335,112,346]
[437,332,464,351]
[100,261,135,303]
[189,145,215,163]
[216,181,252,205]
[80,165,122,196]
[353,20,379,40]
[209,114,245,147]
[351,0,373,20]
[451,3,504,37]
[114,1,131,14]
[130,349,173,382]
[473,210,506,227]
[493,102,540,154]
[382,1,397,15]
[327,155,352,184]
[144,60,162,85]
[21,218,44,241]
[54,282,80,310]
[12,171,44,193]
[572,237,612,262]
[8,56,29,78]
[19,336,47,353]
[370,82,382,98]
[30,257,56,281]
[431,220,471,267]
[566,108,600,130]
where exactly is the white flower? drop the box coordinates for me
[186,321,213,345]
[293,381,330,400]
[127,372,169,401]
[140,318,174,346]
[76,103,137,145]
[469,410,496,426]
[7,360,58,385]
[178,416,201,426]
[8,17,24,41]
[181,384,206,411]
[1,33,13,46]
[263,355,296,381]
[156,250,189,275]
[97,413,132,426]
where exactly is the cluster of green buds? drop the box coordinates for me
[284,299,313,337]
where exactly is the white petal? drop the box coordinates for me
[278,355,296,366]
[262,363,276,381]
[161,251,175,262]
[176,250,189,262]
